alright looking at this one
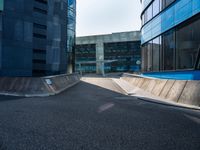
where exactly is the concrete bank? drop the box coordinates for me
[120,73,200,107]
[0,73,81,97]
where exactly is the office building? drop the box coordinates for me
[141,0,200,73]
[75,31,141,74]
[0,0,76,77]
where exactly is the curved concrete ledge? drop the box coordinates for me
[121,73,200,107]
[0,73,81,97]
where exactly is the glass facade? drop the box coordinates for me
[141,0,200,72]
[0,0,76,77]
[75,40,141,73]
[67,0,76,73]
[104,41,141,72]
[176,18,200,69]
[75,44,96,73]
[141,0,200,44]
[152,37,160,71]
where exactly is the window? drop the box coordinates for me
[159,0,162,11]
[33,59,46,64]
[35,0,47,4]
[142,14,145,25]
[147,41,153,71]
[198,59,200,70]
[176,17,200,69]
[165,0,175,8]
[33,33,46,39]
[162,0,175,10]
[33,23,47,30]
[152,37,160,71]
[142,44,148,72]
[146,4,153,23]
[33,49,46,54]
[163,30,175,70]
[153,0,160,17]
[33,7,47,15]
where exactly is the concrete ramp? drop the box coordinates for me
[120,73,200,107]
[0,73,80,97]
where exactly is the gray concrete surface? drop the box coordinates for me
[179,81,200,106]
[159,80,176,98]
[0,77,199,150]
[121,73,200,107]
[166,80,187,102]
[0,73,80,97]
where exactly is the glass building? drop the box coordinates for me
[67,0,76,73]
[141,0,200,73]
[75,31,141,74]
[0,0,76,77]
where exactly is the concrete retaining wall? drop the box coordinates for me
[0,73,81,97]
[121,73,200,107]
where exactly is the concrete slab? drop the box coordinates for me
[178,81,200,106]
[166,80,187,102]
[129,78,137,85]
[137,78,145,88]
[159,80,175,98]
[152,79,168,96]
[134,78,141,86]
[0,74,80,97]
[140,78,151,90]
[146,80,157,93]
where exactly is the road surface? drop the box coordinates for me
[0,77,199,150]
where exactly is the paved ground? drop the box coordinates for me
[0,77,199,150]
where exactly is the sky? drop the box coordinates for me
[76,0,142,37]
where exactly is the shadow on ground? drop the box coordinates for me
[0,95,24,102]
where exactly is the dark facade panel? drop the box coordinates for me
[75,44,96,73]
[0,0,76,77]
[104,41,141,72]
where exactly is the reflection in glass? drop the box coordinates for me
[147,4,153,23]
[152,37,160,71]
[153,0,160,17]
[147,41,152,71]
[142,44,148,72]
[176,17,200,69]
[163,30,175,70]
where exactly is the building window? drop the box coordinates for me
[163,0,175,9]
[159,0,162,11]
[153,0,160,17]
[142,44,148,72]
[147,41,153,71]
[33,23,47,30]
[152,37,160,71]
[33,49,46,54]
[163,30,175,70]
[35,0,47,4]
[198,60,200,70]
[146,4,153,23]
[176,17,200,70]
[33,7,47,15]
[32,59,46,64]
[33,33,46,39]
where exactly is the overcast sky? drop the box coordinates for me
[76,0,142,37]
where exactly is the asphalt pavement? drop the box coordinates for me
[0,77,199,150]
